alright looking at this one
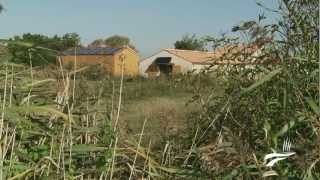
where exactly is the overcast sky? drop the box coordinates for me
[0,0,279,57]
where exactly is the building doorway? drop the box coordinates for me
[154,57,172,77]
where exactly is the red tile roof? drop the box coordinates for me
[165,44,262,65]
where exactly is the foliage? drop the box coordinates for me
[90,35,137,50]
[0,0,318,179]
[0,63,201,179]
[104,35,130,47]
[81,64,109,80]
[0,44,9,60]
[203,34,239,51]
[89,39,105,48]
[185,0,320,179]
[0,65,114,178]
[6,33,81,66]
[174,34,205,51]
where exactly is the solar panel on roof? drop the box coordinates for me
[62,47,122,56]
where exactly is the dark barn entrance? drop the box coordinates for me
[154,57,172,77]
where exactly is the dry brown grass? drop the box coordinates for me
[118,96,197,147]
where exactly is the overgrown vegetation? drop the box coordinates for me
[90,35,137,50]
[6,33,81,66]
[0,0,318,179]
[185,0,319,178]
[174,34,205,51]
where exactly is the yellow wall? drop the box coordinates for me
[113,48,139,76]
[59,47,139,76]
[60,55,114,73]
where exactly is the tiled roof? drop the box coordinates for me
[164,49,216,63]
[164,45,260,65]
[62,47,122,56]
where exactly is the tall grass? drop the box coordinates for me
[0,60,201,179]
[0,0,318,179]
[184,0,319,179]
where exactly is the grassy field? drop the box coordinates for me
[0,62,234,179]
[0,1,319,178]
[72,75,201,147]
[0,61,318,179]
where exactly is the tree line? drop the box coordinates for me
[3,34,137,66]
[2,31,208,66]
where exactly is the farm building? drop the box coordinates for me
[139,45,261,77]
[59,46,139,76]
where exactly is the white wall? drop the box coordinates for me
[191,64,211,73]
[139,50,262,77]
[139,50,193,77]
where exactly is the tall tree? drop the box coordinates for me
[90,35,138,51]
[104,35,130,47]
[174,34,205,51]
[62,33,81,49]
[89,39,105,48]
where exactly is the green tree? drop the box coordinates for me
[90,35,137,51]
[62,33,81,49]
[104,35,130,47]
[7,33,81,66]
[174,34,205,51]
[89,39,105,47]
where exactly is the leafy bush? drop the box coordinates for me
[185,0,319,178]
[0,0,318,179]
